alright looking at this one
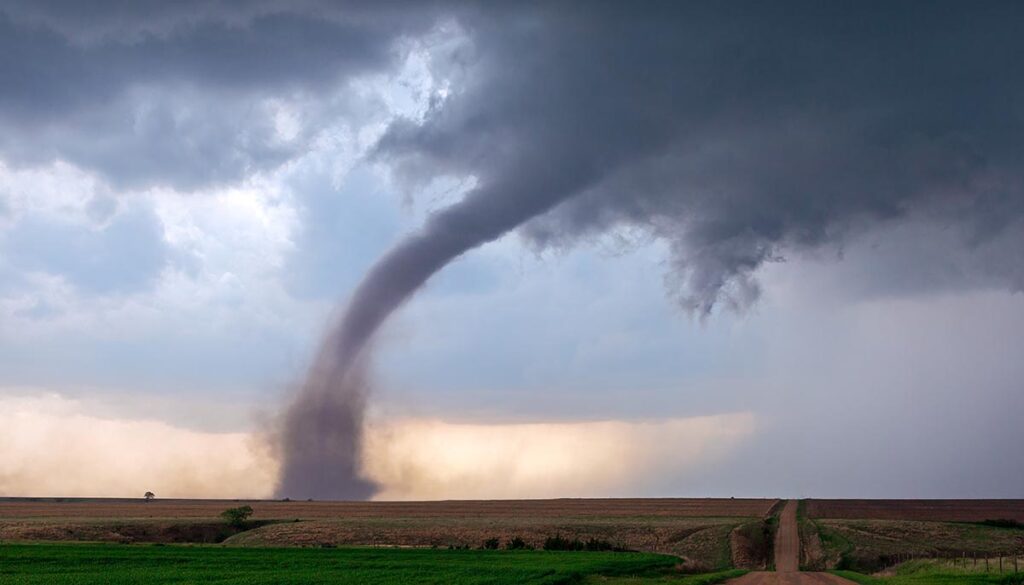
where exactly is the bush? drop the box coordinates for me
[482,537,500,550]
[220,505,254,528]
[543,535,627,552]
[505,536,530,550]
[981,519,1024,529]
[544,535,580,551]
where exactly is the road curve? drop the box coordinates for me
[727,500,857,585]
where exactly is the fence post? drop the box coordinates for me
[999,555,1003,573]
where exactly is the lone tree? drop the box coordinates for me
[220,505,254,528]
[143,491,155,501]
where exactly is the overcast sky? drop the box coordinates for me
[2,1,1023,499]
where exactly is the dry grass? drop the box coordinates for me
[224,516,740,566]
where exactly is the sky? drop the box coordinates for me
[1,1,1023,500]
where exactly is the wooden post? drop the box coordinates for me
[999,555,1003,573]
[986,556,990,572]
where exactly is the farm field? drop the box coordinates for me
[5,498,1023,583]
[0,497,776,520]
[805,500,1024,523]
[799,500,1024,574]
[0,542,693,585]
[0,497,778,571]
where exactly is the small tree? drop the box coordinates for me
[143,491,155,501]
[220,505,254,528]
[505,536,529,550]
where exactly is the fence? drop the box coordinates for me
[879,550,1022,574]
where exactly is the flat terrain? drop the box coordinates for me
[0,542,681,585]
[805,500,1024,523]
[4,498,1022,583]
[0,497,777,571]
[0,497,776,520]
[803,502,1024,573]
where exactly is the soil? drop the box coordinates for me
[0,497,777,520]
[805,500,1024,522]
[727,501,858,585]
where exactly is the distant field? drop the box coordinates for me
[0,542,686,585]
[0,497,776,520]
[0,498,777,571]
[805,500,1024,522]
[799,500,1024,574]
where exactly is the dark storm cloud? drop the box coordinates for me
[380,1,1024,314]
[0,1,442,189]
[5,1,1022,305]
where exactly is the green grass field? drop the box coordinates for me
[833,559,1024,585]
[0,542,735,585]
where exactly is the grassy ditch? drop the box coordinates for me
[832,559,1024,584]
[730,515,778,570]
[814,519,1023,573]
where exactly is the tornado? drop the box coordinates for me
[274,166,595,499]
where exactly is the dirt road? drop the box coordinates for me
[728,574,858,585]
[728,500,857,585]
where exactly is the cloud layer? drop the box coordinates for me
[0,394,753,500]
[378,2,1024,314]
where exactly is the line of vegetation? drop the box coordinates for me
[543,535,631,552]
[476,535,630,552]
[977,519,1024,530]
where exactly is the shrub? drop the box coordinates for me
[482,537,501,550]
[220,505,254,528]
[505,536,530,550]
[981,519,1024,529]
[542,535,628,552]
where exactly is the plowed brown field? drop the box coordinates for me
[805,499,1024,522]
[0,497,776,570]
[0,497,776,520]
